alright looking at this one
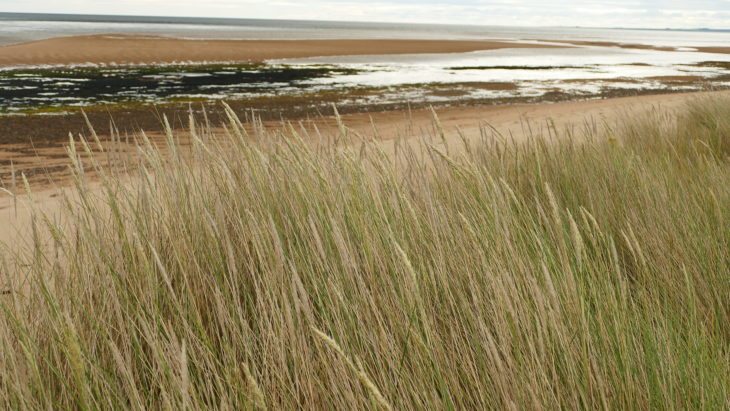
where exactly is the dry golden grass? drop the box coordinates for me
[0,97,728,409]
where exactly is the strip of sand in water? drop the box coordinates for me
[541,39,730,54]
[0,35,563,67]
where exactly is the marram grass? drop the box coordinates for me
[0,98,728,410]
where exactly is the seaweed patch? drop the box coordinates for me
[0,63,360,113]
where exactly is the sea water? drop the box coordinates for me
[1,13,729,112]
[2,13,730,47]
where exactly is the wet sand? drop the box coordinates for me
[543,39,730,54]
[0,34,730,67]
[0,35,561,67]
[2,35,725,69]
[549,40,676,52]
[697,47,730,55]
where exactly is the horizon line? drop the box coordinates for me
[0,11,730,32]
[1,11,729,32]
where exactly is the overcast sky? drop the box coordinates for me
[3,0,729,29]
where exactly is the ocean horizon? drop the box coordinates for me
[2,12,730,32]
[2,12,730,47]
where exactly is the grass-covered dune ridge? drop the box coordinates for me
[1,98,728,409]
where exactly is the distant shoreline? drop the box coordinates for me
[2,12,729,33]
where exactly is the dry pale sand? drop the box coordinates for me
[0,35,561,67]
[2,90,728,255]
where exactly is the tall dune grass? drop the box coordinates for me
[0,98,728,409]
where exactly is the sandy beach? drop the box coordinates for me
[2,89,728,250]
[0,35,562,67]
